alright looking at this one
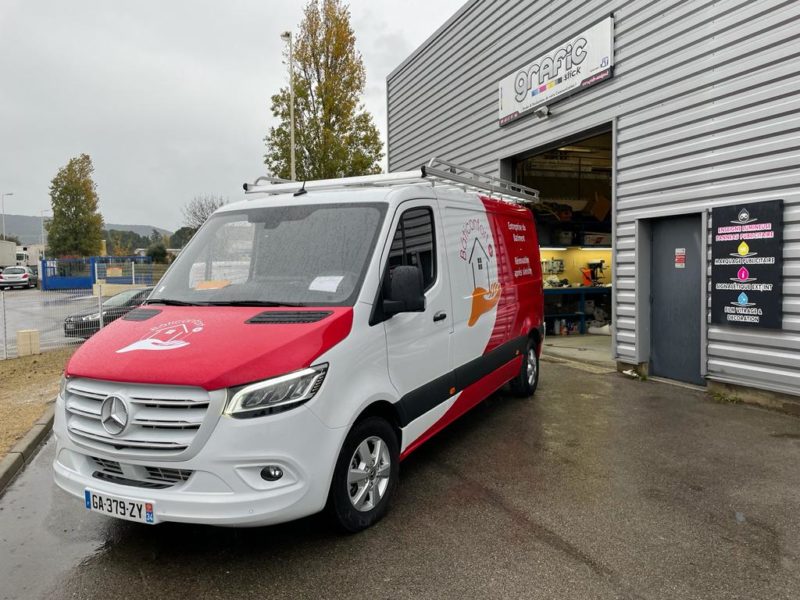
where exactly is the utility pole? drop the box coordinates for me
[281,31,296,181]
[1,192,13,241]
[40,209,51,251]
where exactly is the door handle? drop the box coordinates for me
[433,311,447,322]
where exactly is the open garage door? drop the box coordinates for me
[509,128,613,362]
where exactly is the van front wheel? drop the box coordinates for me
[510,338,539,398]
[328,416,399,533]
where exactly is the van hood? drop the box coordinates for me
[65,306,353,390]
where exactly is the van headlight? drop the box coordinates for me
[224,364,328,418]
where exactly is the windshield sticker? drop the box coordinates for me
[116,319,204,354]
[309,275,344,293]
[195,280,231,290]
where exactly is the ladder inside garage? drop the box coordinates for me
[244,157,540,205]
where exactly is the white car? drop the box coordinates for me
[0,266,37,289]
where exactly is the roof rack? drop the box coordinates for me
[242,157,539,205]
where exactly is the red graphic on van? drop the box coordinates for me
[463,229,500,327]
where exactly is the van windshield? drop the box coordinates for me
[150,203,387,307]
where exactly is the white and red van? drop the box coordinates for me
[53,162,544,531]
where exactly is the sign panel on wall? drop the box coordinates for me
[711,200,784,329]
[498,17,614,126]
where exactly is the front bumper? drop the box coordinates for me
[53,395,346,527]
[63,321,98,338]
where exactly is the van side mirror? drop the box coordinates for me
[383,265,425,317]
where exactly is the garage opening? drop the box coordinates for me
[510,127,613,364]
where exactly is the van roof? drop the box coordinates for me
[222,183,534,221]
[241,159,539,206]
[222,184,431,214]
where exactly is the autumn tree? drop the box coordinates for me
[181,195,226,230]
[46,154,104,257]
[264,0,383,180]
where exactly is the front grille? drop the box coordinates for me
[92,471,172,489]
[66,379,210,456]
[144,466,193,484]
[90,456,194,489]
[91,456,123,475]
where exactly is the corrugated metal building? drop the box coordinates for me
[387,0,800,398]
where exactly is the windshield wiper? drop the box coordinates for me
[202,300,308,307]
[146,298,207,306]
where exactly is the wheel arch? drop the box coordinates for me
[353,400,403,448]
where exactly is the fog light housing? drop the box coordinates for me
[260,465,284,481]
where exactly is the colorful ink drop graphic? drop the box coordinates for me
[737,241,750,256]
[737,292,749,306]
[737,267,749,281]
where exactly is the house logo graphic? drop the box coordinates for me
[459,220,501,327]
[116,319,204,354]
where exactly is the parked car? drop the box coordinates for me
[0,266,37,289]
[53,163,544,532]
[64,287,153,338]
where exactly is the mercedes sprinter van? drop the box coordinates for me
[53,161,544,531]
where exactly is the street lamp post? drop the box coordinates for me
[40,209,51,250]
[1,192,13,242]
[280,31,296,181]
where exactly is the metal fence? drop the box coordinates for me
[0,284,154,360]
[95,262,169,286]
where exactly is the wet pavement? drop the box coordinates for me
[2,359,800,599]
[542,333,615,369]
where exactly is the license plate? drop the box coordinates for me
[66,323,75,330]
[84,489,156,524]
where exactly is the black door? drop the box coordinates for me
[650,215,704,385]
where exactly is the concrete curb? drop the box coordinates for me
[0,404,55,496]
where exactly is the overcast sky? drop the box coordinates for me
[0,0,464,231]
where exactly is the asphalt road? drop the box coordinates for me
[2,360,800,599]
[0,289,94,356]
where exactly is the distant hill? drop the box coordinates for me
[3,214,172,245]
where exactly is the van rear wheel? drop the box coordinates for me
[328,416,399,533]
[510,338,539,398]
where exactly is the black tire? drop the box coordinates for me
[510,337,540,398]
[327,416,399,533]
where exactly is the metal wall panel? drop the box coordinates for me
[387,0,800,396]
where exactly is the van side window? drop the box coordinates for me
[388,207,436,291]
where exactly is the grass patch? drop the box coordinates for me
[710,391,742,405]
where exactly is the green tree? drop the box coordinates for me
[150,227,165,245]
[46,154,104,257]
[170,226,196,249]
[0,234,21,245]
[104,229,150,256]
[147,242,168,264]
[264,0,383,180]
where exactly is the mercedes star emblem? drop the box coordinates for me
[100,395,129,435]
